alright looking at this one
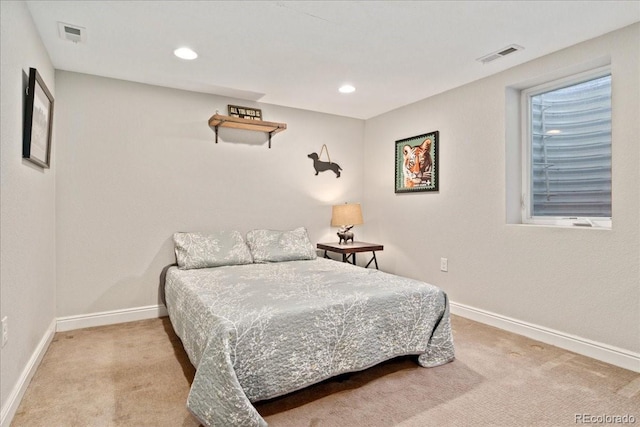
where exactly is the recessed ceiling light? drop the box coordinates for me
[339,84,355,94]
[174,47,198,60]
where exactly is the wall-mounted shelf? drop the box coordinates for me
[208,114,287,148]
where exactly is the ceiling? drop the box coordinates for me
[26,1,640,120]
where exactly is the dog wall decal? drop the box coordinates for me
[308,152,342,178]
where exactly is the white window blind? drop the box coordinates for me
[528,73,612,218]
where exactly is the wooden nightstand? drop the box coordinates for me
[317,242,384,269]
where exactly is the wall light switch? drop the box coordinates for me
[440,257,448,272]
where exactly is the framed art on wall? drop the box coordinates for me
[23,67,54,168]
[395,131,438,193]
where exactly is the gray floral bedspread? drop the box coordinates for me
[164,258,455,426]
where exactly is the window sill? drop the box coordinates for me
[509,221,612,231]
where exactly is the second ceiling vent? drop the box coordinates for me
[58,22,86,44]
[477,44,524,64]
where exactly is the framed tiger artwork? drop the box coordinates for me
[394,131,439,193]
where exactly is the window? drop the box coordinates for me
[522,67,612,228]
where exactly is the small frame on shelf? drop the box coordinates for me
[228,104,262,121]
[23,67,54,168]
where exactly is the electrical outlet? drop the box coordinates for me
[440,257,448,272]
[1,317,7,348]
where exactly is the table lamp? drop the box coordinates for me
[331,203,364,244]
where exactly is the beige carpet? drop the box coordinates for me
[11,315,639,427]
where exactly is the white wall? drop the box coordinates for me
[54,71,365,317]
[364,24,640,356]
[0,0,57,422]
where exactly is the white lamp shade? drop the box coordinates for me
[331,203,364,227]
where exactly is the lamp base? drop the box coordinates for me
[337,226,354,245]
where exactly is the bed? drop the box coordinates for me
[164,228,455,426]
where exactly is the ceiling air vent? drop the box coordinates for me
[477,44,523,64]
[57,22,86,44]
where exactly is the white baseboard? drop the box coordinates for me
[56,304,168,332]
[450,301,640,373]
[0,318,56,427]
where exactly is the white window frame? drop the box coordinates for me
[521,65,612,229]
